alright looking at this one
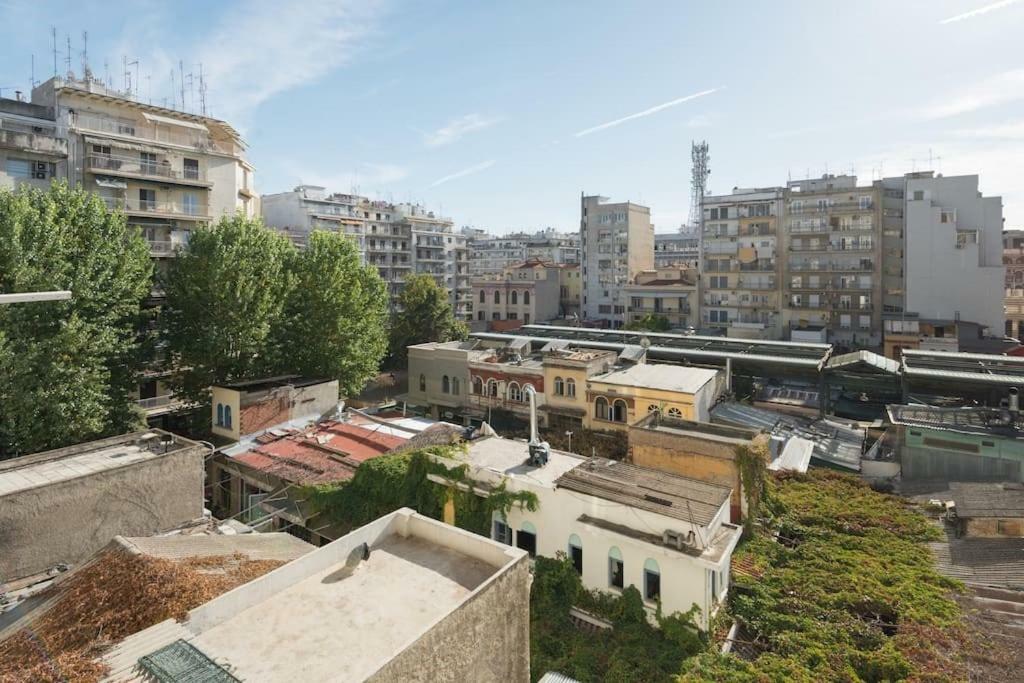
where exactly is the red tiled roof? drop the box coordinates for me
[230,421,406,484]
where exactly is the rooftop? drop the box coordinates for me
[901,349,1024,387]
[101,509,527,683]
[887,404,1024,438]
[462,436,586,487]
[555,458,732,527]
[591,362,718,394]
[950,482,1024,518]
[0,430,196,498]
[221,375,329,392]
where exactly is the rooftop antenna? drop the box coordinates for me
[103,59,109,88]
[178,60,185,111]
[169,68,176,110]
[185,70,195,113]
[30,54,35,89]
[80,30,92,81]
[198,62,207,115]
[145,73,152,105]
[688,140,710,233]
[51,26,58,78]
[123,57,138,97]
[64,34,72,79]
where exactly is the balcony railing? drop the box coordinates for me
[86,153,208,184]
[71,111,235,154]
[789,261,874,272]
[135,394,185,411]
[0,127,68,156]
[788,200,874,214]
[738,279,776,290]
[103,196,210,219]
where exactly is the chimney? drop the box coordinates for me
[1010,387,1019,417]
[14,90,22,102]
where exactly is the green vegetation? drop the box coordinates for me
[300,447,537,537]
[679,470,966,682]
[735,439,769,538]
[0,184,152,457]
[387,273,467,364]
[161,218,389,412]
[531,555,706,682]
[624,313,672,332]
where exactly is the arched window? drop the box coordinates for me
[419,374,426,392]
[494,290,501,304]
[223,405,232,429]
[595,396,609,420]
[524,290,531,305]
[479,289,485,303]
[511,290,518,305]
[568,534,583,574]
[487,379,498,397]
[554,376,564,396]
[442,375,450,394]
[566,378,576,398]
[472,376,483,395]
[507,382,521,402]
[608,546,624,589]
[452,378,460,395]
[216,403,224,427]
[647,404,659,413]
[667,407,682,418]
[643,558,661,602]
[517,521,537,557]
[612,399,628,423]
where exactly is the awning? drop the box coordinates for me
[84,134,167,155]
[143,112,208,131]
[94,177,127,189]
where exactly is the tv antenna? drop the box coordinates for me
[51,26,58,77]
[64,34,72,78]
[81,31,92,81]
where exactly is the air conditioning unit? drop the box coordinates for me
[32,161,47,179]
[662,529,696,550]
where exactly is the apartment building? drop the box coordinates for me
[700,188,783,339]
[782,176,883,348]
[466,227,579,275]
[1004,229,1024,338]
[262,188,471,319]
[623,268,698,329]
[654,230,700,268]
[471,258,570,329]
[0,95,68,192]
[580,194,654,327]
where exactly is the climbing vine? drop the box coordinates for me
[735,437,770,537]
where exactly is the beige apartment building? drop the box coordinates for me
[471,259,568,328]
[624,268,698,329]
[782,176,883,347]
[0,96,68,192]
[701,188,784,339]
[580,194,653,327]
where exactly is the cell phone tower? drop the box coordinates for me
[688,140,710,233]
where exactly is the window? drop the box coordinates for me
[494,290,501,304]
[913,190,924,201]
[644,559,661,602]
[524,290,531,305]
[568,534,583,574]
[493,517,512,545]
[511,290,518,305]
[216,403,225,427]
[442,375,450,394]
[508,382,522,402]
[517,521,537,557]
[508,312,518,320]
[488,379,498,397]
[4,158,30,178]
[524,313,530,324]
[140,152,157,174]
[472,376,483,395]
[858,195,873,210]
[479,289,485,303]
[183,158,199,180]
[554,376,564,396]
[139,188,156,209]
[595,396,609,420]
[647,404,659,414]
[478,310,485,321]
[566,378,576,398]
[492,312,500,320]
[667,407,682,418]
[452,378,460,395]
[419,374,426,392]
[608,547,624,589]
[223,405,232,428]
[612,399,627,423]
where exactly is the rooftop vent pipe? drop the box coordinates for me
[1010,387,1019,417]
[525,385,549,466]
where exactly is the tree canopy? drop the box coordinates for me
[387,273,467,364]
[0,183,152,457]
[268,231,388,397]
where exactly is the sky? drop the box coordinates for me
[2,0,1024,233]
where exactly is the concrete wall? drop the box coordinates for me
[407,345,472,416]
[965,517,1024,538]
[898,425,1024,483]
[0,436,205,580]
[905,175,1004,333]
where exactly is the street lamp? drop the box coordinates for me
[565,430,573,453]
[0,290,72,305]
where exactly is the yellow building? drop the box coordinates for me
[541,348,617,430]
[583,363,722,432]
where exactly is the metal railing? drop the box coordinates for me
[788,200,874,214]
[135,394,183,410]
[102,196,210,218]
[86,153,206,183]
[789,261,874,272]
[71,111,235,154]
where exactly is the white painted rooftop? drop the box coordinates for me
[462,436,585,487]
[592,362,719,394]
[0,434,181,498]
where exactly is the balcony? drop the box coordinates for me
[135,394,187,415]
[71,111,236,155]
[146,239,177,257]
[737,279,776,290]
[86,153,211,187]
[788,199,874,214]
[789,261,874,272]
[0,127,68,157]
[103,196,211,220]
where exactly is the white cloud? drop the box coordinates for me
[951,120,1024,139]
[424,113,502,147]
[283,160,408,193]
[920,68,1024,119]
[429,160,496,187]
[939,0,1021,24]
[574,87,722,137]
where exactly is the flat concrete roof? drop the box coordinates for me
[463,436,586,486]
[0,431,193,498]
[592,362,719,394]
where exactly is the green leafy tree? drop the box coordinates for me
[269,231,388,396]
[0,183,152,457]
[161,214,295,406]
[388,273,467,364]
[624,313,671,332]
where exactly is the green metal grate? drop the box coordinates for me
[137,639,240,683]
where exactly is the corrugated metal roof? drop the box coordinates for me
[887,404,1024,437]
[539,672,581,683]
[950,482,1024,518]
[827,350,900,374]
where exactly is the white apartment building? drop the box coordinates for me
[467,227,579,276]
[0,96,68,192]
[654,230,700,269]
[901,173,1004,334]
[580,194,654,327]
[262,188,471,319]
[702,188,785,339]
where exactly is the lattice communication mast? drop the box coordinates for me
[688,140,710,232]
